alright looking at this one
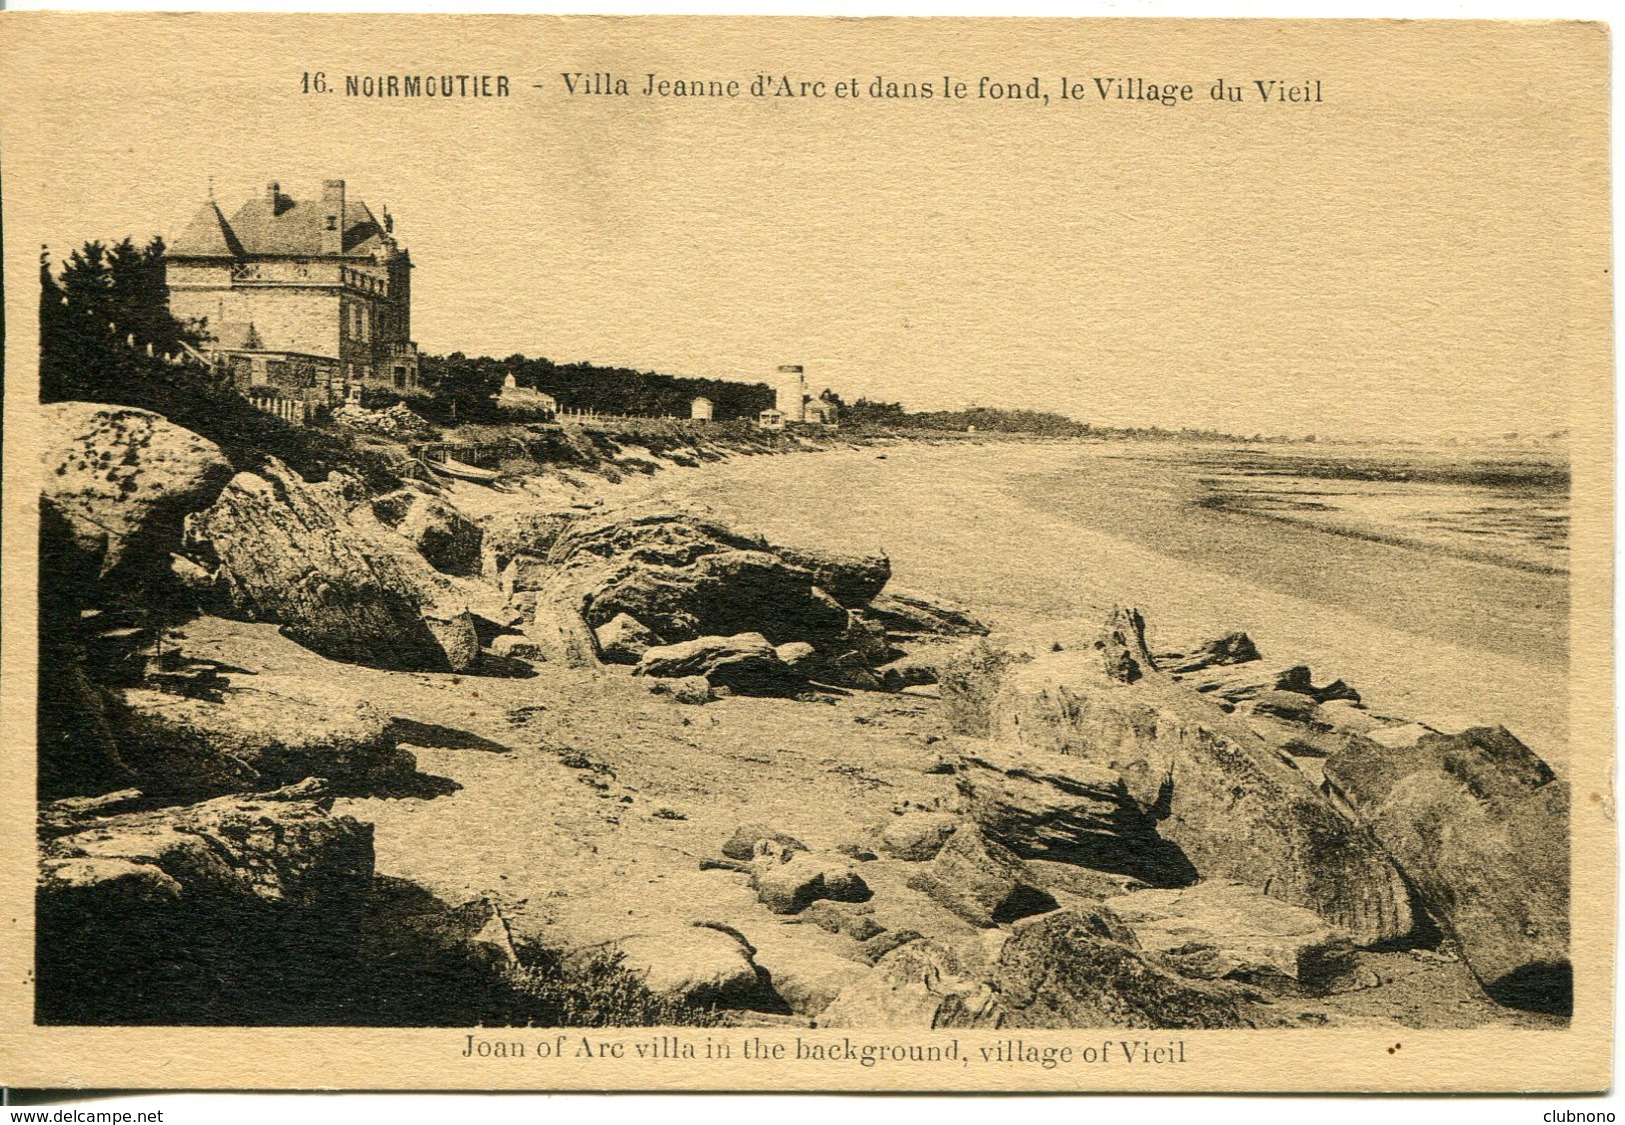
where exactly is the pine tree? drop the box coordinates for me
[40,237,198,403]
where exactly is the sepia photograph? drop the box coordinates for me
[0,11,1612,1096]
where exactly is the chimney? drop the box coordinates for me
[265,181,280,207]
[321,179,346,255]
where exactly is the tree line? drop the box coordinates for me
[419,353,776,425]
[831,396,1092,436]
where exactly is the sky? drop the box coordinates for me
[4,16,1609,440]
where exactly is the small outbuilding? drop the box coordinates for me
[802,392,839,427]
[497,373,558,417]
[690,396,715,422]
[757,407,785,431]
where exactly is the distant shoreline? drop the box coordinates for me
[1193,492,1570,578]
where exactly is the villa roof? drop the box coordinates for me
[172,201,244,258]
[171,185,390,259]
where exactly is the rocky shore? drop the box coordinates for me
[36,403,1571,1028]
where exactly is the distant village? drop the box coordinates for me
[165,177,842,431]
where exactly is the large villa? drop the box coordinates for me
[167,178,421,410]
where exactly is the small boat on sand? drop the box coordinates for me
[421,456,502,484]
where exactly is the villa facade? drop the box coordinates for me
[168,179,420,406]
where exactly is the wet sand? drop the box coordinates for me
[655,440,1570,768]
[1018,446,1569,665]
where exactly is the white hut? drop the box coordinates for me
[690,396,714,422]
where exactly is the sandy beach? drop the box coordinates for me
[652,440,1569,769]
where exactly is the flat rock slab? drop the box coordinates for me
[995,908,1284,1029]
[116,682,405,798]
[1101,880,1346,982]
[818,939,1005,1029]
[615,923,766,1007]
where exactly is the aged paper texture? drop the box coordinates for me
[0,12,1613,1094]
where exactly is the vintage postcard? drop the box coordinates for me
[0,13,1612,1095]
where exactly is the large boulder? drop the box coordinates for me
[40,787,373,908]
[40,403,233,586]
[772,544,891,607]
[636,633,804,696]
[372,489,483,576]
[994,908,1278,1028]
[961,610,1413,945]
[1100,881,1347,985]
[1323,726,1570,1014]
[753,851,872,914]
[818,940,1006,1029]
[112,683,408,798]
[182,458,477,672]
[956,739,1195,887]
[36,789,375,1024]
[534,506,874,654]
[905,826,1058,927]
[546,504,765,568]
[592,549,850,647]
[615,923,767,1007]
[595,613,663,664]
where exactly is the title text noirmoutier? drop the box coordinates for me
[326,71,1323,105]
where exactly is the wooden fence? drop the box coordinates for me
[245,395,311,427]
